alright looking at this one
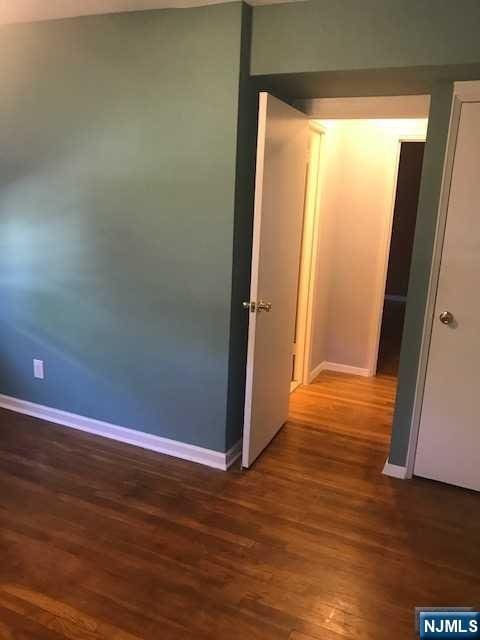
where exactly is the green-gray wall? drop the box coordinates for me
[0,3,250,452]
[252,0,480,75]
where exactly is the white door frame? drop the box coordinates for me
[369,133,427,377]
[292,121,325,388]
[404,81,480,478]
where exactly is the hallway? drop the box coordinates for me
[0,373,478,639]
[289,370,396,444]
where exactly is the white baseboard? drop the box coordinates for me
[307,361,325,383]
[0,393,240,471]
[382,458,408,480]
[225,440,242,469]
[309,360,371,381]
[290,380,301,393]
[323,361,371,377]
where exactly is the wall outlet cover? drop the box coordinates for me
[33,359,44,379]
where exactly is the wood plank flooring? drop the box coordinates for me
[0,371,479,639]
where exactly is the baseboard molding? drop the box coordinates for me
[308,362,325,383]
[309,361,371,381]
[0,393,240,471]
[382,458,408,480]
[225,439,242,469]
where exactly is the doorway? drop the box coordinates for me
[242,93,429,468]
[376,141,425,376]
[292,118,427,387]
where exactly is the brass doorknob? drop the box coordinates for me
[256,300,272,313]
[439,311,454,325]
[242,300,272,313]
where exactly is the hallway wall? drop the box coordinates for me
[310,118,428,376]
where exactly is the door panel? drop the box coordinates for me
[242,93,308,468]
[414,102,480,491]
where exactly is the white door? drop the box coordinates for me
[414,101,480,491]
[242,92,308,468]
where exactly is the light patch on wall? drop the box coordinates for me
[0,0,307,25]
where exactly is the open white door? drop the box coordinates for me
[242,92,308,468]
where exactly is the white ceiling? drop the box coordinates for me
[0,0,305,25]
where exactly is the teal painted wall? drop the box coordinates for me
[0,4,248,452]
[251,0,480,76]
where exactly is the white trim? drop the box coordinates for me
[453,80,480,102]
[323,361,371,377]
[404,84,474,478]
[0,393,240,471]
[294,124,325,387]
[307,361,325,383]
[303,124,326,386]
[290,380,301,393]
[225,440,242,469]
[309,120,327,135]
[309,361,371,380]
[382,458,408,480]
[298,96,431,120]
[399,135,429,143]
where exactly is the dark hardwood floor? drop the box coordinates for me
[0,372,479,639]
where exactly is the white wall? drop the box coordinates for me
[310,118,428,376]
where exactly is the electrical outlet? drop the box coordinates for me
[33,359,44,379]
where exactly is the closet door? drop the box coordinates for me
[414,101,480,491]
